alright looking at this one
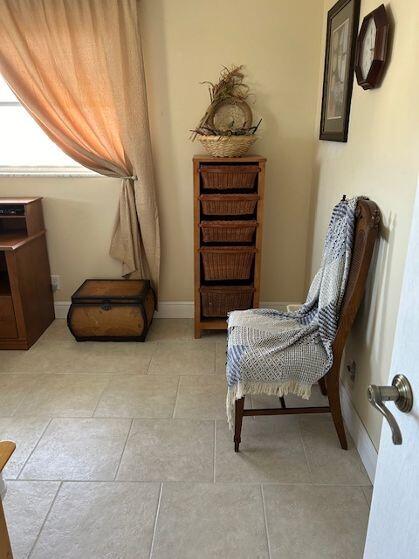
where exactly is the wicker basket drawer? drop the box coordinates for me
[200,194,259,216]
[200,221,257,243]
[201,285,254,317]
[200,247,256,281]
[200,165,259,190]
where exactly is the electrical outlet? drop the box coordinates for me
[51,275,60,292]
[346,360,357,382]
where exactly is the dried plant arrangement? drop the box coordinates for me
[191,65,261,157]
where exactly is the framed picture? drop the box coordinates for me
[319,0,360,142]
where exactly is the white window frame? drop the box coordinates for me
[0,85,98,177]
[0,165,98,177]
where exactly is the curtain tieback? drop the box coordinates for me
[122,175,137,180]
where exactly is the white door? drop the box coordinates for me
[363,182,419,559]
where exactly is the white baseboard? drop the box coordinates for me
[54,300,294,319]
[54,302,71,319]
[340,383,378,483]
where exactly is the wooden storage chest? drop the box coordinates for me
[67,279,155,341]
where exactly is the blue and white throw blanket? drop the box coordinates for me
[226,197,358,426]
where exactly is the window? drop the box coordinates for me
[0,75,94,175]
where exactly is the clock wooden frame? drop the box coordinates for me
[355,4,390,90]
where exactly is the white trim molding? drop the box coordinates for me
[54,300,296,320]
[54,302,72,319]
[0,166,99,177]
[340,382,378,483]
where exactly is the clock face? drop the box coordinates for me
[361,17,377,80]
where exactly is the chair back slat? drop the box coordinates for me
[332,199,381,357]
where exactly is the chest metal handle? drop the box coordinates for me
[101,300,112,311]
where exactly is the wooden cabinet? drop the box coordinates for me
[193,155,266,338]
[0,197,54,349]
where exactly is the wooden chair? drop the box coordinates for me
[234,198,381,451]
[0,441,16,559]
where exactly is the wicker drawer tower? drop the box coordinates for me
[193,154,266,338]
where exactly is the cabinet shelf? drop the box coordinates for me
[0,197,54,349]
[0,215,26,219]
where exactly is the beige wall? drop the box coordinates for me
[309,0,419,448]
[0,0,324,303]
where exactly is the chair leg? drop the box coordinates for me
[318,377,327,396]
[0,498,13,559]
[234,397,245,452]
[326,373,348,450]
[279,396,286,408]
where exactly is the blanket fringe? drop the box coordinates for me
[226,380,313,429]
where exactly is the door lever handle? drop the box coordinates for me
[367,374,413,445]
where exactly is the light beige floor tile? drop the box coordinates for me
[20,418,131,481]
[362,485,373,507]
[147,319,195,341]
[299,415,371,485]
[148,319,227,343]
[3,480,60,559]
[0,352,31,375]
[250,384,328,409]
[95,374,178,418]
[152,483,269,559]
[0,417,49,479]
[0,341,155,374]
[0,327,374,558]
[215,417,310,483]
[13,374,111,417]
[263,484,369,559]
[199,329,228,343]
[174,375,227,420]
[0,375,39,415]
[203,332,228,342]
[117,419,214,482]
[31,482,160,559]
[37,319,73,344]
[148,341,215,375]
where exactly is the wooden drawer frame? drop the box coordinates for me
[193,155,266,338]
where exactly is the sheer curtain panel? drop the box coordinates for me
[0,0,160,289]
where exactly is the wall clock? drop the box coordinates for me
[355,4,390,90]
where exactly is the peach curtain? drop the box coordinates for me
[0,0,160,289]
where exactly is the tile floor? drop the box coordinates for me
[0,319,372,558]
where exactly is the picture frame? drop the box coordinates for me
[319,0,360,142]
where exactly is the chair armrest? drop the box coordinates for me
[0,441,16,472]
